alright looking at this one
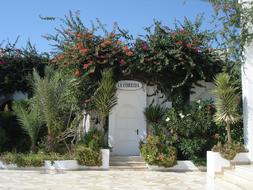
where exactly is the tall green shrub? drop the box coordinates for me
[93,69,117,146]
[13,100,43,152]
[213,73,240,143]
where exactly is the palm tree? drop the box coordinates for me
[31,66,79,150]
[213,73,240,143]
[13,100,43,152]
[93,69,117,146]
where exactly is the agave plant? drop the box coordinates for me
[144,103,166,124]
[93,69,117,146]
[13,100,43,152]
[213,73,240,143]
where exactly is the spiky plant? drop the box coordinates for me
[213,73,240,143]
[93,69,117,146]
[13,100,43,152]
[144,104,166,124]
[31,66,79,150]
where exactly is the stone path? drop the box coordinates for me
[0,170,245,190]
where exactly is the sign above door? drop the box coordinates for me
[116,80,142,91]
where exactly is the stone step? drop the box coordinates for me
[110,161,146,166]
[110,156,144,162]
[110,165,148,171]
[235,165,253,177]
[221,169,253,190]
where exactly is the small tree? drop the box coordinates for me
[13,100,43,152]
[213,73,240,143]
[93,69,117,146]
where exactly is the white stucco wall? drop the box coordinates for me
[190,81,215,102]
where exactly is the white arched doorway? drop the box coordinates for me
[109,81,147,156]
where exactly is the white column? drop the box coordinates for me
[242,44,253,161]
[242,0,253,161]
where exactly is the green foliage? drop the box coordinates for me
[144,104,166,124]
[93,69,117,120]
[140,135,177,168]
[213,73,240,143]
[12,100,43,152]
[0,152,72,167]
[0,111,30,152]
[82,129,103,151]
[164,100,217,163]
[0,41,48,97]
[212,142,246,160]
[30,66,82,150]
[0,127,7,152]
[74,145,102,166]
[213,73,240,125]
[43,12,223,106]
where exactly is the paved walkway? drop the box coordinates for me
[0,170,245,190]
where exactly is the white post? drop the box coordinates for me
[242,0,253,162]
[242,45,253,161]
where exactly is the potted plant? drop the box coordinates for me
[207,73,249,177]
[93,69,117,169]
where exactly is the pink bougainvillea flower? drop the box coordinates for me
[80,48,89,55]
[83,63,90,69]
[0,60,6,65]
[141,43,149,51]
[195,48,200,53]
[186,44,192,48]
[119,59,126,65]
[122,45,129,51]
[126,50,133,56]
[176,41,183,45]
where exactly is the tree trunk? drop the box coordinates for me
[226,124,232,144]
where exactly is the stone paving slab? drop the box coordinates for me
[0,170,244,190]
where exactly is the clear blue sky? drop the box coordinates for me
[0,0,214,52]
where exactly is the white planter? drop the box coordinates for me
[101,149,110,170]
[0,160,18,169]
[206,151,249,178]
[147,160,198,171]
[233,152,250,164]
[44,160,79,170]
[207,151,230,178]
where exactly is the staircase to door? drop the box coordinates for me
[216,164,253,190]
[109,156,147,170]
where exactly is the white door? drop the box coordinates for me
[109,84,147,156]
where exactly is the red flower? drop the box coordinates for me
[123,45,129,51]
[126,50,133,56]
[119,59,126,65]
[83,63,89,69]
[80,48,89,55]
[75,33,82,39]
[76,42,83,49]
[186,44,192,48]
[176,41,183,45]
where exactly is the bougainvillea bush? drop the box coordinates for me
[0,42,49,99]
[43,13,224,108]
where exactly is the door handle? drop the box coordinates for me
[136,129,139,135]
